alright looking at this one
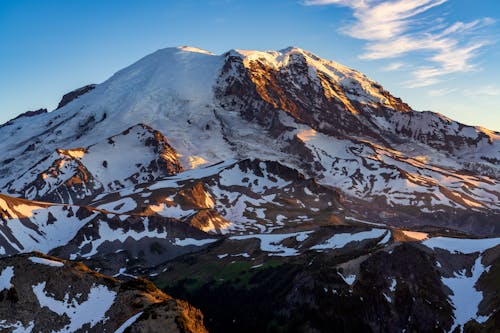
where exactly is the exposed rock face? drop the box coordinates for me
[215,48,496,164]
[56,84,97,109]
[217,49,396,144]
[0,253,207,333]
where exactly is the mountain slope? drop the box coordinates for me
[0,46,497,224]
[0,252,207,332]
[155,227,500,333]
[4,124,181,203]
[0,193,218,263]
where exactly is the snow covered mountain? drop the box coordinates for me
[1,46,498,219]
[1,46,499,332]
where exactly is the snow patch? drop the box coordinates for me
[422,237,500,254]
[98,197,137,214]
[389,278,397,292]
[0,320,34,332]
[443,256,491,332]
[32,282,116,332]
[29,256,64,267]
[114,312,143,333]
[0,266,14,291]
[311,229,387,251]
[230,231,313,256]
[77,219,168,258]
[340,273,356,286]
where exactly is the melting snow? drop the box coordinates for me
[422,237,500,254]
[32,282,116,332]
[311,229,387,251]
[114,312,143,333]
[0,320,34,332]
[0,266,14,291]
[340,273,356,286]
[443,256,491,332]
[230,231,313,256]
[29,257,64,267]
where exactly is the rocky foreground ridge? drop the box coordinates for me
[0,252,207,332]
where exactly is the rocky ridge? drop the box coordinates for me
[0,252,207,332]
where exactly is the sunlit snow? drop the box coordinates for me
[29,257,64,267]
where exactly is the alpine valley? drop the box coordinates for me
[0,46,499,333]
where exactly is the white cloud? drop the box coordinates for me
[464,85,500,96]
[405,77,440,88]
[360,35,452,60]
[304,0,494,87]
[381,62,405,71]
[305,0,447,41]
[428,88,456,96]
[405,42,486,86]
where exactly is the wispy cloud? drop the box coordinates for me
[464,85,500,96]
[304,0,494,87]
[428,88,456,97]
[382,62,405,71]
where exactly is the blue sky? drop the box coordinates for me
[1,0,499,130]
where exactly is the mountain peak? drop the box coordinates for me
[176,45,214,55]
[231,46,309,59]
[278,45,303,53]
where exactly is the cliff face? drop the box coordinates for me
[56,84,96,109]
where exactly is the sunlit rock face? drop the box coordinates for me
[0,46,499,332]
[214,48,500,225]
